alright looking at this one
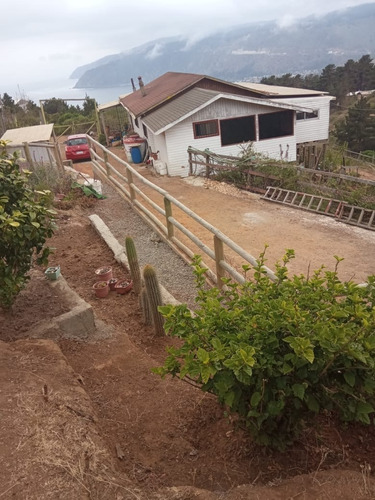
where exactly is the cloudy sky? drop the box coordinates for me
[1,0,370,92]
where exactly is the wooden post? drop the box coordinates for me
[23,142,33,168]
[214,235,225,290]
[126,168,136,202]
[205,153,210,178]
[103,150,111,178]
[164,198,174,239]
[188,149,193,175]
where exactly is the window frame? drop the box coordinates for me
[219,114,256,147]
[258,110,294,141]
[192,119,219,139]
[296,110,319,121]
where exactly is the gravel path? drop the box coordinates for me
[92,180,198,309]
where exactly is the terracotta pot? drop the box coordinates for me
[108,278,119,291]
[93,280,109,298]
[95,266,113,281]
[115,279,133,295]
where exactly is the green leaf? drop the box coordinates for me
[306,395,320,413]
[31,222,40,228]
[9,221,20,227]
[197,348,210,365]
[292,384,305,400]
[250,392,262,407]
[343,371,355,387]
[357,402,374,415]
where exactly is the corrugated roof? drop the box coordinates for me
[143,88,219,133]
[144,90,314,135]
[1,124,54,143]
[235,82,328,97]
[120,72,205,117]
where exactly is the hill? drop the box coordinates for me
[72,3,375,88]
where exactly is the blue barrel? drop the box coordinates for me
[130,146,142,164]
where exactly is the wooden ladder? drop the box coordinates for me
[337,204,375,230]
[262,187,375,231]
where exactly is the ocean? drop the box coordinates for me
[12,78,133,106]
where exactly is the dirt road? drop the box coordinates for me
[76,145,375,284]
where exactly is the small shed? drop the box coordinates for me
[1,124,58,167]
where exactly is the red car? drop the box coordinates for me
[65,134,91,161]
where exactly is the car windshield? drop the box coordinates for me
[67,138,87,146]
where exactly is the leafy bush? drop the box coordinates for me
[155,251,375,449]
[0,142,56,308]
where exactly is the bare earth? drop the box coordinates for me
[1,150,375,499]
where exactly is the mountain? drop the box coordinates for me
[72,3,375,89]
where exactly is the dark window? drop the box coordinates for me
[193,120,219,138]
[296,110,319,120]
[258,111,294,140]
[142,124,148,138]
[220,115,256,146]
[135,117,139,127]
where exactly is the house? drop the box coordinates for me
[1,123,57,166]
[119,72,334,176]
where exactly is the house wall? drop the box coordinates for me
[163,99,296,176]
[275,96,333,144]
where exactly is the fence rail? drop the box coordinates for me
[88,137,277,288]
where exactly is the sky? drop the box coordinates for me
[1,0,371,95]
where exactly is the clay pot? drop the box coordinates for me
[108,278,119,291]
[93,280,109,298]
[115,279,133,295]
[95,266,113,281]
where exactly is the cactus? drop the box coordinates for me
[125,236,142,295]
[143,264,164,336]
[140,286,152,325]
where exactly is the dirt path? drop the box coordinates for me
[101,146,375,285]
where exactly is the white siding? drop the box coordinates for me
[275,96,333,143]
[164,99,297,176]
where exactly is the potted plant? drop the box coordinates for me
[115,279,133,295]
[45,266,61,280]
[93,280,110,298]
[95,266,113,281]
[108,278,119,291]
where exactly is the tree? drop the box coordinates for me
[335,96,375,152]
[0,142,55,308]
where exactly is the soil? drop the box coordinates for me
[1,152,375,499]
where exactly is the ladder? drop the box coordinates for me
[337,204,375,230]
[262,187,375,231]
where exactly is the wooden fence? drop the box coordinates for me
[87,137,277,288]
[4,141,63,171]
[187,146,280,194]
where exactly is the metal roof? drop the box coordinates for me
[235,82,328,97]
[143,88,218,133]
[144,89,314,135]
[98,92,131,111]
[120,72,207,117]
[1,124,54,144]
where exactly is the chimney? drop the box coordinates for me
[131,78,137,92]
[138,76,146,97]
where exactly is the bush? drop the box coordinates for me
[0,142,56,308]
[155,251,375,449]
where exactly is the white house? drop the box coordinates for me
[119,72,334,177]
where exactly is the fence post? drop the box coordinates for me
[164,198,174,239]
[188,149,193,175]
[23,142,33,168]
[103,150,111,179]
[126,168,136,202]
[214,235,225,290]
[205,153,210,178]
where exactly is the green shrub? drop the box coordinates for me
[155,251,375,449]
[0,142,56,308]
